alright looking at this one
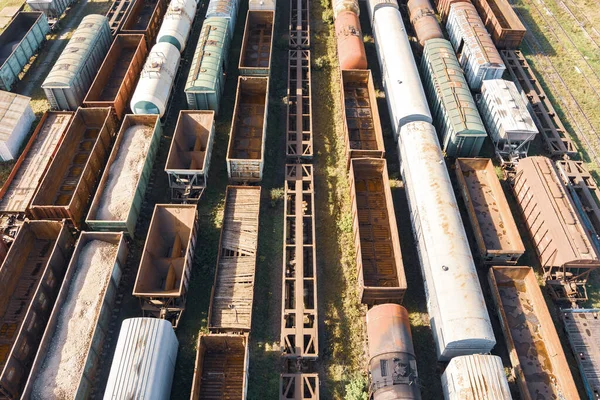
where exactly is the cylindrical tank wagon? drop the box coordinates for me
[366,304,421,400]
[408,0,444,45]
[156,0,197,52]
[334,11,367,70]
[131,41,181,117]
[333,0,359,19]
[442,354,512,399]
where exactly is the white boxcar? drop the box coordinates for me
[0,90,35,161]
[446,2,505,90]
[479,79,538,163]
[103,318,178,400]
[442,355,512,399]
[398,121,495,360]
[368,0,432,141]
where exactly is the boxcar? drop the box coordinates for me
[470,0,526,49]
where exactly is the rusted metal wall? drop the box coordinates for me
[470,0,525,49]
[286,50,313,158]
[121,0,167,45]
[133,205,197,328]
[488,266,580,400]
[341,70,385,163]
[455,158,524,264]
[28,108,117,228]
[349,158,406,305]
[84,34,148,120]
[0,221,73,400]
[239,10,274,76]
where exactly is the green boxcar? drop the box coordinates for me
[185,17,230,112]
[421,38,487,157]
[85,114,162,237]
[0,12,49,91]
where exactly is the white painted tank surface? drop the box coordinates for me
[369,0,432,141]
[442,355,512,399]
[157,0,197,52]
[398,121,495,361]
[130,42,181,117]
[366,0,398,25]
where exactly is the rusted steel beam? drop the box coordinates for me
[286,50,313,158]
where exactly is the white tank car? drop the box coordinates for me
[398,121,495,361]
[368,0,432,141]
[130,42,181,117]
[157,0,197,52]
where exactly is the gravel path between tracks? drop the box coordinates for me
[96,125,152,221]
[31,240,117,400]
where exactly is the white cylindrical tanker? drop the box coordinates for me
[157,0,197,52]
[397,121,496,361]
[368,0,432,141]
[130,42,181,117]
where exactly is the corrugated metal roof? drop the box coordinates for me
[481,79,537,138]
[42,14,110,88]
[443,355,512,399]
[0,90,32,142]
[185,17,228,92]
[104,318,178,400]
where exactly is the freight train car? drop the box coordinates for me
[86,114,161,236]
[190,334,249,399]
[289,0,309,48]
[0,12,49,91]
[280,375,319,399]
[0,91,35,162]
[513,156,600,302]
[29,108,117,228]
[488,266,579,399]
[341,70,384,162]
[286,50,313,158]
[23,232,128,399]
[455,158,524,264]
[0,221,74,400]
[206,0,240,39]
[156,0,197,52]
[165,111,215,202]
[407,0,444,45]
[281,165,318,360]
[562,309,600,399]
[133,205,198,328]
[26,0,74,23]
[226,77,269,182]
[441,354,512,399]
[208,186,261,332]
[104,318,178,399]
[349,159,406,305]
[334,10,367,70]
[333,0,359,18]
[239,10,274,76]
[470,0,526,49]
[106,0,135,35]
[398,121,495,360]
[367,0,431,141]
[121,0,167,44]
[43,15,111,111]
[83,34,147,120]
[433,0,468,21]
[366,304,421,400]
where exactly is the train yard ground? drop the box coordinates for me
[0,0,600,398]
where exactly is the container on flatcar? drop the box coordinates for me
[165,111,215,202]
[83,34,148,120]
[190,334,249,400]
[86,114,161,237]
[120,0,167,45]
[408,0,443,45]
[0,221,74,400]
[446,2,505,90]
[43,15,111,111]
[398,121,495,360]
[470,0,526,49]
[367,0,432,141]
[206,0,240,38]
[226,77,269,182]
[349,159,406,305]
[0,91,35,161]
[421,38,486,157]
[239,10,274,76]
[185,17,230,112]
[488,266,579,400]
[455,158,524,264]
[130,42,181,117]
[156,0,197,52]
[366,304,421,399]
[28,107,117,228]
[341,70,384,161]
[0,12,49,91]
[104,318,178,399]
[441,355,512,399]
[335,11,367,70]
[22,232,128,400]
